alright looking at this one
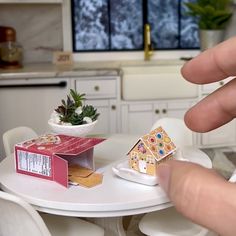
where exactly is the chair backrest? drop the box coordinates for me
[0,190,51,236]
[151,117,193,147]
[3,126,38,156]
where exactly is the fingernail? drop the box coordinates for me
[157,164,171,193]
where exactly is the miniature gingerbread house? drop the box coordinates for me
[128,127,176,176]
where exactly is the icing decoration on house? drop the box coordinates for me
[127,127,176,176]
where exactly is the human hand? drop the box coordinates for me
[183,37,236,133]
[157,37,236,236]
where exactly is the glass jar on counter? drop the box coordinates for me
[0,27,23,69]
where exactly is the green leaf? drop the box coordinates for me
[213,12,233,28]
[81,105,100,122]
[68,113,84,125]
[184,0,232,29]
[70,89,86,108]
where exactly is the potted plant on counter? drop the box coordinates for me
[185,0,233,51]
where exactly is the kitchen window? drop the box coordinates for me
[71,0,199,52]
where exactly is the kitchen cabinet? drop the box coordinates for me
[201,77,233,95]
[0,77,72,160]
[196,77,236,148]
[84,99,118,134]
[121,99,194,135]
[74,76,120,135]
[198,121,236,148]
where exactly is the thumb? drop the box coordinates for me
[157,160,236,236]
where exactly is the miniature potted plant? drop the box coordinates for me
[185,0,233,50]
[48,89,99,136]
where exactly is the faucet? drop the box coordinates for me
[144,24,153,61]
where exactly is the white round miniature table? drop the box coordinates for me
[0,134,212,236]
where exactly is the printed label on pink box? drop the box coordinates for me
[15,134,105,187]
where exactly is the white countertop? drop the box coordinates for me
[0,59,185,79]
[0,63,119,80]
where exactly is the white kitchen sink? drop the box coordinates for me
[121,65,198,100]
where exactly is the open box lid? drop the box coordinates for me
[16,134,105,156]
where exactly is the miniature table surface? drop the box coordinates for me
[0,134,174,217]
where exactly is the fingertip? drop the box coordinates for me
[184,108,202,132]
[157,163,171,193]
[181,61,192,82]
[183,110,192,129]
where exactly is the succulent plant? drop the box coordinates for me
[54,89,99,125]
[82,105,100,122]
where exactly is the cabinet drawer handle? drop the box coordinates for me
[111,105,116,110]
[162,109,167,114]
[219,81,224,86]
[155,109,160,114]
[94,85,100,91]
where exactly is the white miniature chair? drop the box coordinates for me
[3,126,38,157]
[1,127,105,236]
[0,190,104,236]
[138,118,216,236]
[139,207,217,236]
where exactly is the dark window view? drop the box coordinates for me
[149,0,179,49]
[180,0,199,48]
[71,0,199,52]
[72,0,109,50]
[110,0,143,50]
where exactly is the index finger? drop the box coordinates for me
[181,36,236,84]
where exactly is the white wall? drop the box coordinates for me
[0,4,63,63]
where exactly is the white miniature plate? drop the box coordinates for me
[112,146,212,186]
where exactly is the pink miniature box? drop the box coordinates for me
[14,134,105,187]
